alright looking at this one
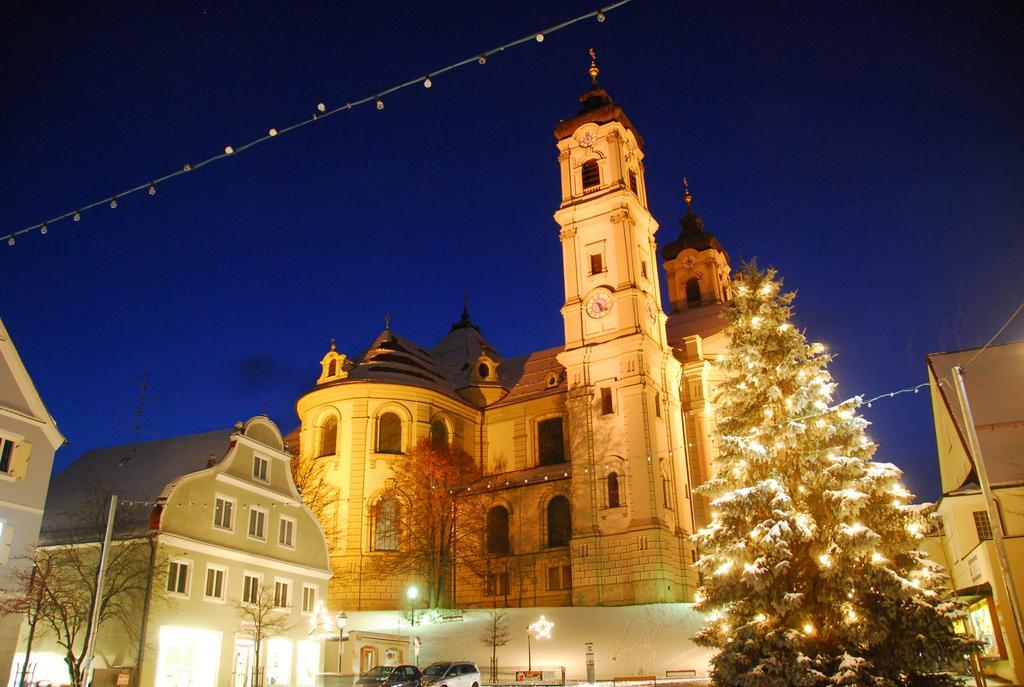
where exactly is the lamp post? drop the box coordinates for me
[406,586,419,627]
[336,611,348,676]
[526,616,553,672]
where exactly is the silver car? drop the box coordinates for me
[419,662,480,687]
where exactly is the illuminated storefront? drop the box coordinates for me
[968,598,1003,660]
[155,626,223,687]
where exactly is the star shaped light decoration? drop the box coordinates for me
[529,615,554,639]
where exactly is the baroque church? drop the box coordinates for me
[290,62,735,611]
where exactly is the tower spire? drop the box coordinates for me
[683,177,693,209]
[588,48,600,86]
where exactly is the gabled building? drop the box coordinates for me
[16,417,332,687]
[292,66,736,611]
[924,340,1024,683]
[0,318,64,687]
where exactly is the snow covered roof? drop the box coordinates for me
[41,428,234,543]
[489,346,566,408]
[347,329,460,398]
[927,339,1024,492]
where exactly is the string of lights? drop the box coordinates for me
[964,297,1024,367]
[2,1,633,247]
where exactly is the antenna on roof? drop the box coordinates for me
[119,367,150,467]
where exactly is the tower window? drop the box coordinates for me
[373,496,400,551]
[607,472,621,508]
[327,359,337,377]
[547,496,572,547]
[629,170,638,195]
[318,415,338,457]
[590,253,604,275]
[641,260,648,279]
[538,418,565,466]
[655,394,662,418]
[377,412,402,454]
[478,363,490,378]
[581,160,600,190]
[685,277,702,306]
[601,387,614,415]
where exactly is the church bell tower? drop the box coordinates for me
[554,53,694,605]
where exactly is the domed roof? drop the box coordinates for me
[661,184,726,261]
[432,306,504,390]
[346,329,458,397]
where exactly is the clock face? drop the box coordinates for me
[586,291,613,318]
[578,132,595,148]
[681,255,696,269]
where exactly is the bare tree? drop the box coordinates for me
[368,440,482,608]
[290,450,342,543]
[26,537,154,687]
[478,608,510,681]
[0,558,50,687]
[232,586,296,687]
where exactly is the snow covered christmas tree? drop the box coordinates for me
[692,263,974,686]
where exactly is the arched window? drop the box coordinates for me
[327,359,337,377]
[478,363,490,378]
[373,496,400,551]
[685,277,701,305]
[547,496,571,548]
[487,506,510,554]
[607,472,621,508]
[318,416,338,457]
[429,418,449,450]
[377,412,402,454]
[581,160,600,190]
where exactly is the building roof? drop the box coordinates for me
[661,203,727,263]
[489,346,566,408]
[41,428,234,542]
[346,329,460,398]
[553,85,645,149]
[0,317,64,449]
[927,340,1024,491]
[431,308,504,390]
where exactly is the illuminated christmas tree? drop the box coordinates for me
[693,263,974,686]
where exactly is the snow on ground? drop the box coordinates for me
[340,604,713,682]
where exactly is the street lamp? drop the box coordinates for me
[526,616,553,672]
[406,585,419,627]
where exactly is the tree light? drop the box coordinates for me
[802,623,815,635]
[714,560,734,576]
[818,554,832,568]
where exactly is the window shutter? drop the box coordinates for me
[10,440,32,479]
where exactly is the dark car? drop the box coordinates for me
[357,665,422,687]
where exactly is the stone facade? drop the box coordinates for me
[292,77,736,611]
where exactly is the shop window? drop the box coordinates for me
[538,418,565,466]
[377,413,402,454]
[487,506,511,554]
[547,496,571,547]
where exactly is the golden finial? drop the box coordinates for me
[330,337,336,352]
[384,313,391,331]
[683,177,693,208]
[588,48,599,85]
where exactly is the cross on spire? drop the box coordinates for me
[588,48,600,85]
[683,177,693,208]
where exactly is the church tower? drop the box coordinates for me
[554,54,695,604]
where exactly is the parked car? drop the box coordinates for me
[419,662,480,687]
[357,665,422,687]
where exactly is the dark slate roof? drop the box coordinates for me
[41,429,233,543]
[346,329,460,398]
[490,346,566,408]
[432,310,504,390]
[661,204,726,262]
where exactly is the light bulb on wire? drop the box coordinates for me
[376,98,384,110]
[110,197,118,209]
[535,33,544,42]
[40,222,48,235]
[423,76,432,88]
[148,183,157,196]
[596,11,606,22]
[478,55,487,65]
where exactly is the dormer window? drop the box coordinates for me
[581,160,600,190]
[327,359,337,376]
[478,363,490,378]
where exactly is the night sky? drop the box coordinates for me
[2,1,1021,501]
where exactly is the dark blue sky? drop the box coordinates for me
[2,1,1021,501]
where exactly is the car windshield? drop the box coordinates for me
[364,667,394,678]
[423,664,451,677]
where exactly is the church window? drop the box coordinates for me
[377,412,402,454]
[318,415,338,457]
[641,260,648,279]
[663,474,673,509]
[600,387,614,415]
[486,572,509,596]
[654,394,662,418]
[547,496,571,547]
[373,496,400,551]
[607,472,621,508]
[590,253,604,275]
[546,565,572,591]
[327,359,337,377]
[537,418,565,466]
[629,170,638,195]
[581,160,600,190]
[486,506,511,554]
[430,418,449,449]
[478,363,490,378]
[685,277,701,306]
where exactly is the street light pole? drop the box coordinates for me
[406,586,419,627]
